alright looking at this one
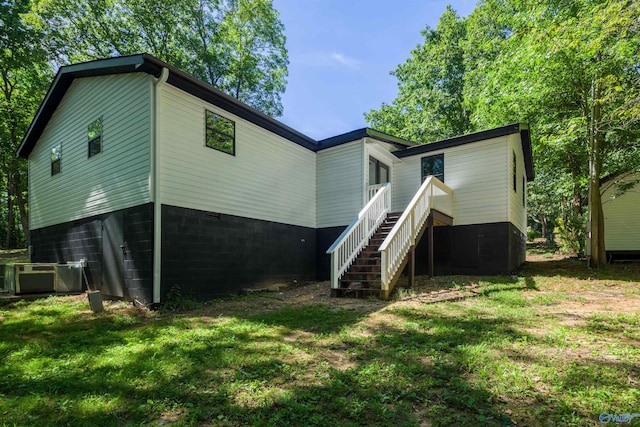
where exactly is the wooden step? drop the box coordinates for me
[349,264,380,272]
[339,277,381,284]
[371,233,390,241]
[340,274,381,279]
[332,211,406,299]
[342,273,381,281]
[351,260,381,268]
[360,250,380,256]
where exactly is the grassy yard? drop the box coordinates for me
[0,254,639,426]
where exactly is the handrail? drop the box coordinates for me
[326,183,391,289]
[367,183,386,202]
[379,176,452,290]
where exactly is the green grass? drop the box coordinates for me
[0,258,639,426]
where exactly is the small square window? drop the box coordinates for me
[51,144,61,176]
[421,154,444,183]
[206,110,235,155]
[88,118,102,158]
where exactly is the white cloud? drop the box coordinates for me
[293,51,362,71]
[330,52,362,70]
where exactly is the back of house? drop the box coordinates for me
[18,54,533,303]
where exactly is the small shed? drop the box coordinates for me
[601,171,640,261]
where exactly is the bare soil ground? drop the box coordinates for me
[197,252,640,320]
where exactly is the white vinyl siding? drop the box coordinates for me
[29,73,152,229]
[602,173,640,251]
[395,136,510,226]
[317,140,364,228]
[156,84,316,228]
[508,134,527,234]
[393,156,421,213]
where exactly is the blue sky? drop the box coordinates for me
[272,0,478,140]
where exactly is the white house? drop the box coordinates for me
[601,171,640,261]
[18,54,534,303]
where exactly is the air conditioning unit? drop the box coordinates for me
[9,262,84,295]
[55,262,83,293]
[15,263,57,294]
[1,264,14,294]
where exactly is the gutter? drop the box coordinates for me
[152,67,169,304]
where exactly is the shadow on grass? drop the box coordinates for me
[249,304,371,334]
[2,284,637,426]
[519,257,640,282]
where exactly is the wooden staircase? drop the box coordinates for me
[332,212,402,297]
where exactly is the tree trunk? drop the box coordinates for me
[13,165,29,245]
[588,170,606,266]
[588,82,606,267]
[5,190,14,249]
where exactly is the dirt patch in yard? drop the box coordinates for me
[194,252,640,320]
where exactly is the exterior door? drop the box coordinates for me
[102,211,125,298]
[369,157,390,185]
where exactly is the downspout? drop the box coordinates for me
[152,67,169,304]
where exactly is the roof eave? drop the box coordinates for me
[317,127,416,151]
[394,123,535,181]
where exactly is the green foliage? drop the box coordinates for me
[556,215,586,255]
[161,284,200,313]
[0,0,53,247]
[0,0,289,247]
[30,0,288,116]
[365,6,471,142]
[526,226,540,242]
[366,0,640,256]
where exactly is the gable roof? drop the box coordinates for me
[395,123,535,181]
[18,53,317,158]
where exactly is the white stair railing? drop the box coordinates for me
[326,183,391,289]
[379,176,452,291]
[367,183,386,202]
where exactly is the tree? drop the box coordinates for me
[367,0,640,265]
[0,0,53,247]
[507,0,640,266]
[31,0,288,116]
[365,6,471,142]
